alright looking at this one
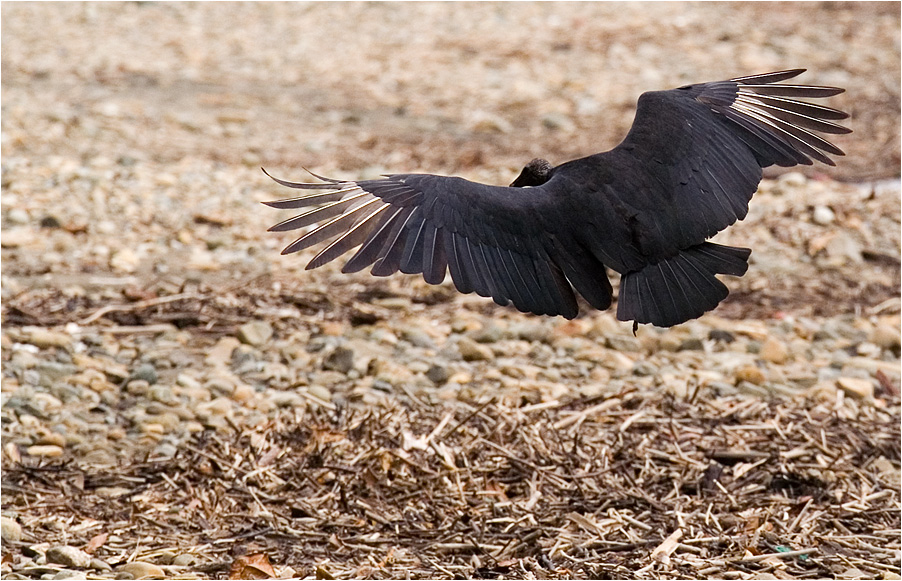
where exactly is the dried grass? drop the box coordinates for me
[4,387,899,579]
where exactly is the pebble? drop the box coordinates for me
[130,363,158,385]
[836,377,874,400]
[45,546,92,568]
[323,346,355,374]
[735,365,766,385]
[26,445,64,458]
[1,517,22,542]
[708,329,735,343]
[678,337,705,351]
[401,328,435,348]
[871,324,901,353]
[19,328,72,350]
[457,337,495,362]
[812,205,836,225]
[117,561,165,579]
[109,248,140,273]
[606,336,641,352]
[760,338,789,364]
[206,336,240,367]
[237,320,273,347]
[426,364,451,385]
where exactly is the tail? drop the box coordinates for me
[616,242,751,327]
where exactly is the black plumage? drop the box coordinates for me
[264,69,850,327]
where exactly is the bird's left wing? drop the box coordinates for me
[263,170,613,319]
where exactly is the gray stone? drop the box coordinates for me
[708,329,735,343]
[632,361,658,377]
[678,337,705,351]
[130,363,158,385]
[606,335,641,352]
[426,364,450,385]
[323,346,354,374]
[90,558,112,571]
[401,328,435,348]
[237,320,273,347]
[471,323,504,344]
[509,322,551,343]
[35,361,77,386]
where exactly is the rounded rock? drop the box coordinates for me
[237,320,273,347]
[457,337,494,362]
[759,338,789,364]
[26,445,64,458]
[117,561,165,579]
[735,365,766,385]
[1,516,22,542]
[46,546,92,568]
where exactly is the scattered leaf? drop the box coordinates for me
[229,553,275,580]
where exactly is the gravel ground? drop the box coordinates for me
[1,3,900,580]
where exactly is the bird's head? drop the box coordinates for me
[510,158,553,187]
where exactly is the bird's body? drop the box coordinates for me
[265,70,849,327]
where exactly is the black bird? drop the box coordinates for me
[264,69,850,328]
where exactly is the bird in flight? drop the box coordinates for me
[264,69,849,328]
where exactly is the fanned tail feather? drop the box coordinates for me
[617,242,751,327]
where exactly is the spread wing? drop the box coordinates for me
[264,69,849,324]
[574,68,850,252]
[263,170,604,319]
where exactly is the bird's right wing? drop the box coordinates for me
[263,170,614,319]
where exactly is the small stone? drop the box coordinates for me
[735,365,766,385]
[172,554,196,566]
[237,320,273,347]
[825,232,863,264]
[46,546,92,568]
[130,363,158,385]
[760,338,789,364]
[777,171,807,190]
[323,346,354,374]
[35,432,66,447]
[509,322,551,343]
[837,568,867,580]
[35,362,77,386]
[457,337,494,362]
[117,562,165,579]
[708,329,735,343]
[148,385,176,405]
[812,205,835,225]
[836,377,874,400]
[871,324,900,353]
[26,445,64,458]
[206,337,240,367]
[90,558,112,572]
[426,364,450,385]
[542,112,575,132]
[20,328,72,350]
[400,328,435,348]
[606,335,641,352]
[125,379,150,396]
[678,337,705,351]
[308,385,332,403]
[7,208,30,224]
[470,323,504,344]
[109,248,140,273]
[1,516,22,542]
[632,361,658,377]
